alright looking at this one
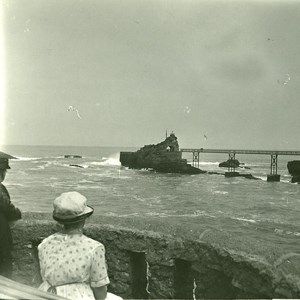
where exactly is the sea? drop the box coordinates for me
[1,145,300,254]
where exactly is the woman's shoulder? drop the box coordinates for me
[38,233,61,249]
[82,235,105,251]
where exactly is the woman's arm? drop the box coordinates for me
[92,285,107,300]
[90,244,110,299]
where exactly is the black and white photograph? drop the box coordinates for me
[1,0,300,299]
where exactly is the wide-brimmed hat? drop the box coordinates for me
[0,151,17,170]
[53,191,94,224]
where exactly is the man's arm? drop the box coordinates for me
[0,185,21,221]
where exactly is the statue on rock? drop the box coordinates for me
[120,133,206,174]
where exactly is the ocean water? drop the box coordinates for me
[1,145,300,253]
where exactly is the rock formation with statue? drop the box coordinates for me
[120,133,206,174]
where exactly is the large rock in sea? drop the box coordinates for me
[287,161,300,183]
[120,133,206,174]
[219,159,240,168]
[287,161,300,175]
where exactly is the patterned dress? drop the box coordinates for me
[38,232,110,300]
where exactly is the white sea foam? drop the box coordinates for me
[146,212,167,217]
[148,212,218,218]
[232,217,257,223]
[98,157,121,166]
[5,183,26,187]
[193,210,217,218]
[275,228,300,237]
[256,176,267,181]
[78,179,97,184]
[105,212,140,217]
[75,184,106,190]
[212,190,228,195]
[16,156,41,161]
[90,162,102,166]
[198,161,220,165]
[89,153,121,167]
[27,166,46,171]
[133,195,146,202]
[283,191,299,195]
[281,179,292,184]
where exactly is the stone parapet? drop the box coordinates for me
[10,218,300,299]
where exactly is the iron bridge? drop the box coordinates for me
[180,148,300,181]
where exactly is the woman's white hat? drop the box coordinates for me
[53,191,94,224]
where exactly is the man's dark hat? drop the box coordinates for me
[0,151,17,170]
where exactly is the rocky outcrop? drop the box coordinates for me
[219,160,251,170]
[287,161,300,175]
[219,159,240,168]
[120,133,205,174]
[291,176,300,183]
[69,164,84,168]
[64,155,82,158]
[287,161,300,183]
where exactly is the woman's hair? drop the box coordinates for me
[63,219,85,230]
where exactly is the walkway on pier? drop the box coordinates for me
[180,148,300,181]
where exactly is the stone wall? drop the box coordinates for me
[11,219,300,299]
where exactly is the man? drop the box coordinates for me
[0,157,21,278]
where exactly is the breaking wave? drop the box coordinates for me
[16,156,41,161]
[231,217,257,223]
[90,154,121,166]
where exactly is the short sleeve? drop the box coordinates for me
[90,244,110,288]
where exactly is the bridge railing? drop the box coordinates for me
[181,148,300,156]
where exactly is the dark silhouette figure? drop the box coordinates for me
[0,158,21,278]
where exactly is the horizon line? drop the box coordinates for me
[0,144,139,148]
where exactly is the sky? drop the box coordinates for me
[1,0,300,149]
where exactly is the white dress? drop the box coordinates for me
[38,232,119,300]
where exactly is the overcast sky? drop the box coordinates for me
[2,0,300,149]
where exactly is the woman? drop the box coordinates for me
[38,191,121,300]
[0,157,22,278]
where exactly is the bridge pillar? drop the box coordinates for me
[225,152,240,177]
[267,154,280,182]
[192,151,200,168]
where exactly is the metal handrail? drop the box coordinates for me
[181,148,300,155]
